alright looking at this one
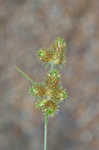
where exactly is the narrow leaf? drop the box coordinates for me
[16,66,33,83]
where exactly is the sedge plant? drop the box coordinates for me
[16,37,68,150]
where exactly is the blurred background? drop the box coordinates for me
[0,0,99,150]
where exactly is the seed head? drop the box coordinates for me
[46,69,60,89]
[36,99,58,116]
[29,83,47,97]
[16,38,68,117]
[38,37,67,65]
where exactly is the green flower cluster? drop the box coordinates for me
[30,69,67,116]
[38,37,66,65]
[29,37,68,116]
[16,37,68,116]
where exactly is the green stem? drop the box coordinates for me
[44,114,48,150]
[50,63,54,72]
[16,66,34,84]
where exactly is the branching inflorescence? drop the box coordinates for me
[16,37,68,150]
[29,37,68,116]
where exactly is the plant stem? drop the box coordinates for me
[43,63,54,150]
[44,114,48,150]
[50,63,54,72]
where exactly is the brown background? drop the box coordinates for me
[0,0,99,150]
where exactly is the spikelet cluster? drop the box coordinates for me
[29,37,68,116]
[38,37,66,65]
